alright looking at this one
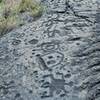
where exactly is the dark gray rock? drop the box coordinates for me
[0,0,99,100]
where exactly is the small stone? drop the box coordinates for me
[15,93,21,98]
[28,39,38,44]
[12,39,21,45]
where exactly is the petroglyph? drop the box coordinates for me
[36,52,64,70]
[0,0,98,100]
[40,74,68,98]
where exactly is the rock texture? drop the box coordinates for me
[0,0,99,100]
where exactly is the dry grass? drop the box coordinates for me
[18,0,43,17]
[0,0,43,37]
[0,16,18,37]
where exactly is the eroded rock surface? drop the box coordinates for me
[0,0,99,100]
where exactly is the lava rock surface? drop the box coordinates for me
[0,0,99,100]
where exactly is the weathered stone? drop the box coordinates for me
[0,0,99,100]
